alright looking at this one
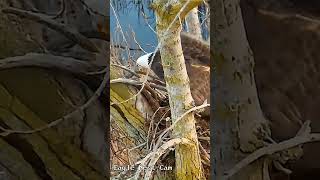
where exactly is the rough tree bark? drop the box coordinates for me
[151,0,204,179]
[0,0,108,179]
[186,7,202,39]
[212,0,271,179]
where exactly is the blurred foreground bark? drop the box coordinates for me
[212,0,270,179]
[0,0,108,179]
[241,0,320,179]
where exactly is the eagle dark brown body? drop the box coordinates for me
[151,33,210,112]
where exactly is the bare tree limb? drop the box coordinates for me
[144,138,192,180]
[111,64,141,78]
[135,70,166,85]
[225,121,320,179]
[1,7,100,52]
[0,53,105,76]
[111,44,144,51]
[111,78,167,92]
[154,103,210,150]
[258,9,320,25]
[133,138,192,180]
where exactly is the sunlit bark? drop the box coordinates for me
[151,0,204,179]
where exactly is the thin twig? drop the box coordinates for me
[110,2,131,60]
[198,136,210,141]
[112,44,144,51]
[147,107,170,150]
[147,107,163,149]
[129,26,147,54]
[144,138,192,180]
[110,0,193,106]
[258,9,320,25]
[135,70,165,85]
[133,138,192,180]
[141,12,157,35]
[150,109,170,151]
[199,142,210,163]
[111,78,167,92]
[111,63,141,78]
[154,103,210,150]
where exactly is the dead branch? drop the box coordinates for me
[147,107,164,149]
[224,121,320,179]
[129,26,147,54]
[112,44,144,51]
[144,138,192,180]
[110,2,131,60]
[110,78,167,92]
[135,70,166,85]
[154,103,210,150]
[130,104,210,178]
[258,9,320,25]
[199,142,210,164]
[0,53,104,76]
[109,0,190,106]
[111,63,141,78]
[141,88,160,112]
[133,138,192,180]
[149,109,170,151]
[1,7,100,52]
[141,12,157,35]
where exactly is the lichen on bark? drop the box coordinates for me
[151,0,205,179]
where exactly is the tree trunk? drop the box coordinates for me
[152,0,204,179]
[212,0,271,179]
[186,8,202,39]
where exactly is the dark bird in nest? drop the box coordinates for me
[135,32,210,117]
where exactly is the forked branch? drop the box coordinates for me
[225,121,320,178]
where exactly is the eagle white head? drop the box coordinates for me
[136,52,153,69]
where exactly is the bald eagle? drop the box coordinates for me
[136,33,210,116]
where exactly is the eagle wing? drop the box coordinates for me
[151,33,210,106]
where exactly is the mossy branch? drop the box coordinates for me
[151,0,203,30]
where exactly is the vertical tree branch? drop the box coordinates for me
[151,0,204,179]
